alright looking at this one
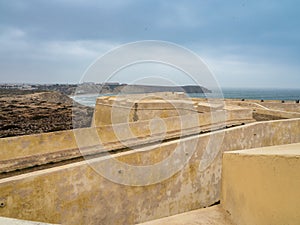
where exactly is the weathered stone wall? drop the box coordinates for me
[226,100,300,119]
[0,119,299,224]
[93,94,197,126]
[260,102,300,112]
[254,108,300,119]
[0,107,253,173]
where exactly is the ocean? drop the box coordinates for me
[218,88,300,101]
[71,88,300,107]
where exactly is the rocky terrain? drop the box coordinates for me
[0,91,93,138]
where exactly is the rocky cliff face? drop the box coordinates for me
[108,84,211,94]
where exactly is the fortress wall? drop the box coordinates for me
[0,119,299,224]
[254,108,300,119]
[93,99,196,126]
[226,99,300,113]
[226,107,252,122]
[225,100,300,119]
[0,108,253,173]
[0,130,78,161]
[222,143,300,225]
[93,93,194,126]
[260,102,300,112]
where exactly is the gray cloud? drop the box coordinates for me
[0,0,300,87]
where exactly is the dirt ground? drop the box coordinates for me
[0,91,93,138]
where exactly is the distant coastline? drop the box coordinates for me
[0,83,211,96]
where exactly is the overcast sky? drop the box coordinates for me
[0,0,300,88]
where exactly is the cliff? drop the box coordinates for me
[75,83,211,95]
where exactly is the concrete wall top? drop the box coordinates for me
[226,142,300,156]
[222,142,300,225]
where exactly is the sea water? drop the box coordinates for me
[71,88,300,107]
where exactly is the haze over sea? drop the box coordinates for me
[72,88,300,107]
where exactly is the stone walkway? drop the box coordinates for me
[137,205,235,225]
[0,217,58,225]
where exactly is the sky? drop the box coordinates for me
[0,0,300,88]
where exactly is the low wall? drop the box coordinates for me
[254,108,300,119]
[0,119,299,224]
[260,102,300,112]
[226,100,300,119]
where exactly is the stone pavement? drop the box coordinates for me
[137,205,234,225]
[0,217,58,225]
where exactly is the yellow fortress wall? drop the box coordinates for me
[0,106,253,173]
[0,119,300,224]
[222,143,300,225]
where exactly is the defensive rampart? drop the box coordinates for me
[0,118,299,224]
